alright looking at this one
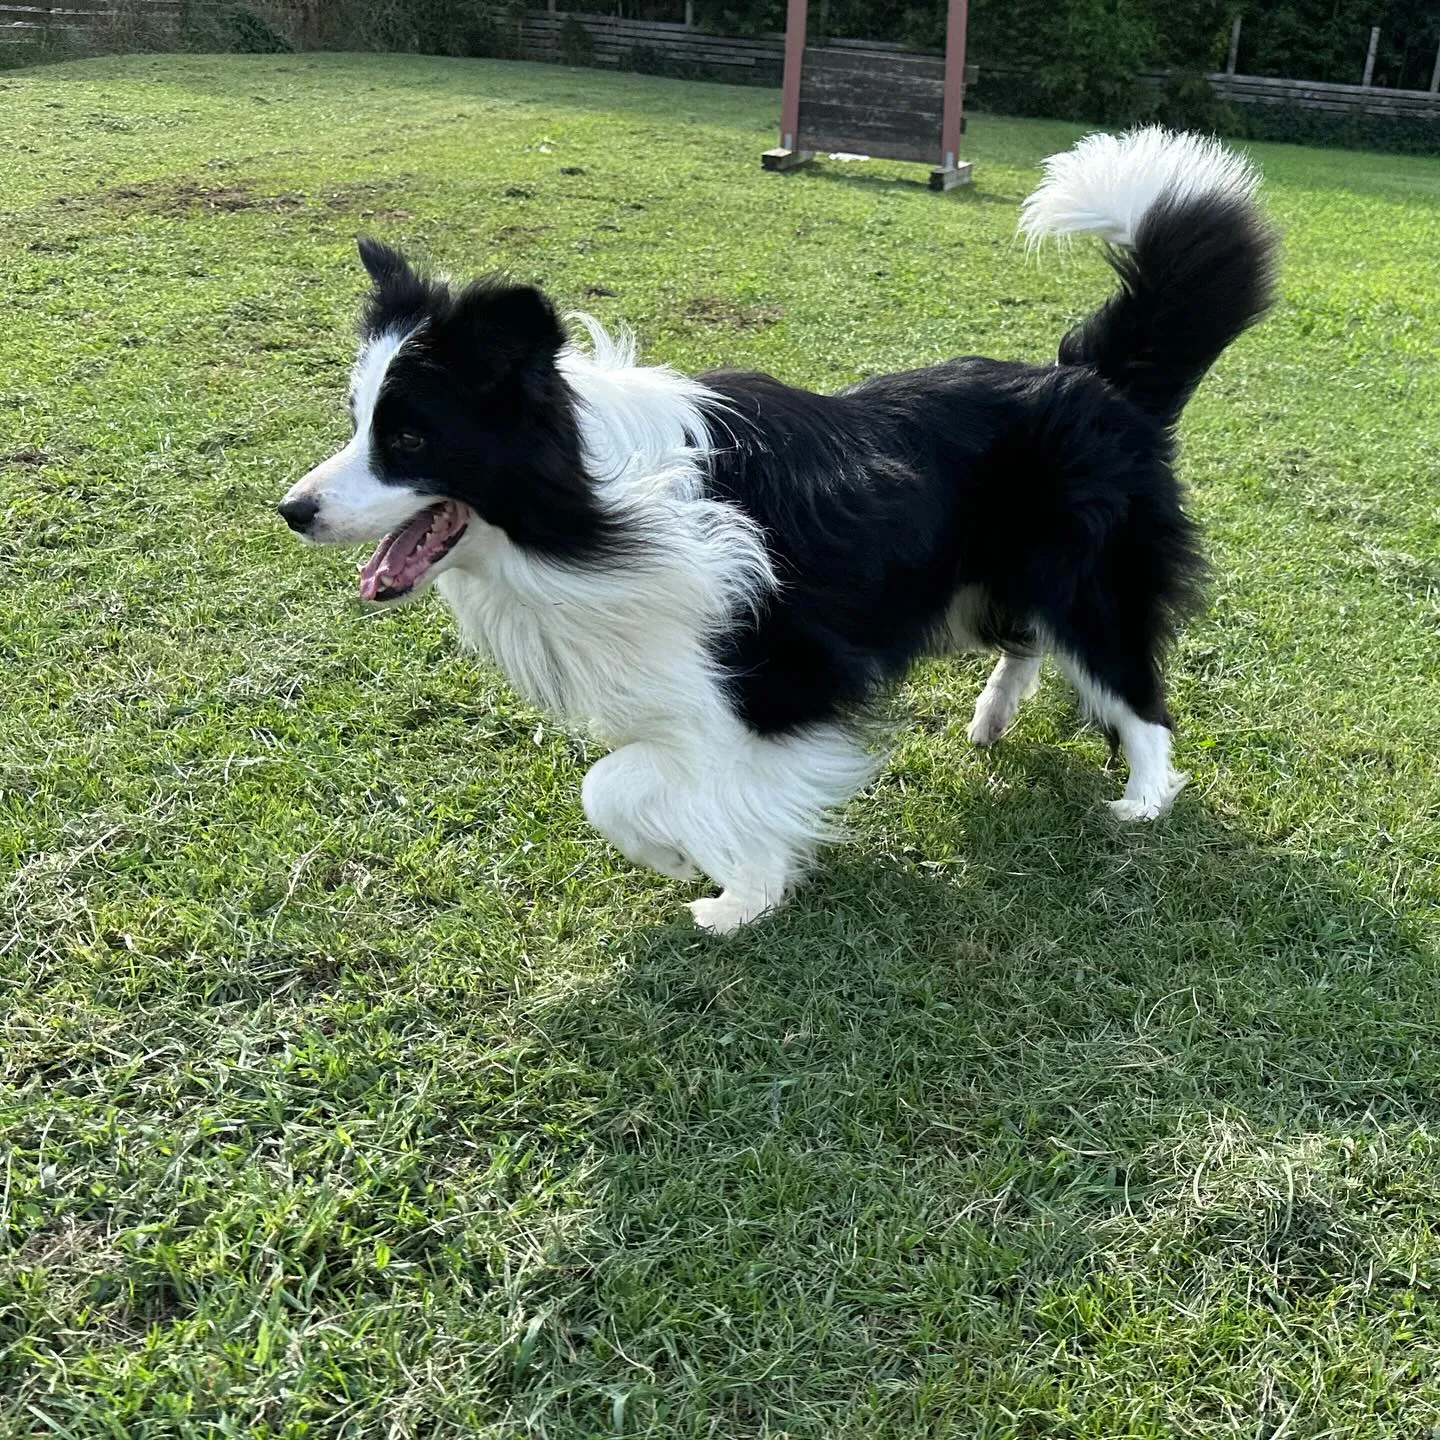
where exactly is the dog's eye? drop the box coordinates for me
[391,430,425,454]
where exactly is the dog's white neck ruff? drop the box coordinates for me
[432,318,768,748]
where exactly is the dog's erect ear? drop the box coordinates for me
[357,236,413,288]
[439,281,567,385]
[357,236,434,338]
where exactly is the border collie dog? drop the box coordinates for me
[279,128,1274,932]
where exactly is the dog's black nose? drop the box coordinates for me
[278,496,320,533]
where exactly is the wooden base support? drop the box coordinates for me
[928,160,973,191]
[761,147,815,172]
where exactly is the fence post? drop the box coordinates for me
[778,0,806,151]
[1430,35,1440,93]
[1226,13,1241,75]
[1361,25,1379,87]
[938,0,968,175]
[761,0,813,170]
[684,1,693,27]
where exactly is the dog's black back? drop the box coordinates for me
[698,359,1195,734]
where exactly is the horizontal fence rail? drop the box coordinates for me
[508,9,785,81]
[1211,71,1440,119]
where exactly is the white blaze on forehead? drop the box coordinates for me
[280,322,433,545]
[350,325,418,429]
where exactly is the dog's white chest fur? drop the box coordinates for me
[433,498,765,748]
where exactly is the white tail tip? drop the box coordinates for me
[1019,126,1260,249]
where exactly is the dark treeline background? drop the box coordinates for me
[620,1,1440,94]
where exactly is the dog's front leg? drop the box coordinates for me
[581,745,698,880]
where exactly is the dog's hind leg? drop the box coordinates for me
[1043,490,1200,820]
[1055,652,1187,821]
[968,651,1043,746]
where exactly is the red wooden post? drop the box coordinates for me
[778,0,808,151]
[940,0,967,170]
[930,0,972,189]
[762,0,815,170]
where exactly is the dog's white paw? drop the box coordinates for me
[967,664,1040,746]
[1106,771,1188,822]
[687,892,770,934]
[1107,795,1164,822]
[967,696,1018,747]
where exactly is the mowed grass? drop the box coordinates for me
[2,50,1439,1439]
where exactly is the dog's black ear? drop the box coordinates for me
[357,236,413,288]
[357,237,434,338]
[439,280,567,385]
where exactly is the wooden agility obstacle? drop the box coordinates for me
[762,0,973,190]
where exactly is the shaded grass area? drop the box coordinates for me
[2,52,1439,1438]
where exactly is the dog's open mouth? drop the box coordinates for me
[358,500,470,602]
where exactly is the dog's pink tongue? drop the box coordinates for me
[358,507,443,601]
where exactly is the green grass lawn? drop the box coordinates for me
[2,50,1439,1439]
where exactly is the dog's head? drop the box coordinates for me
[278,239,599,603]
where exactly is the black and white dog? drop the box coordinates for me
[279,128,1275,931]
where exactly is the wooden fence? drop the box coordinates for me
[504,11,1440,121]
[6,1,1440,126]
[504,8,785,84]
[1,0,182,52]
[1212,71,1440,121]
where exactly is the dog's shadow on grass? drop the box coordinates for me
[515,744,1436,1422]
[542,739,1435,1139]
[533,736,1435,1223]
[508,741,1438,1424]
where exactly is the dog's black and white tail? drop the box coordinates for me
[1020,127,1276,427]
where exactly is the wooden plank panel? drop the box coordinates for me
[797,130,936,163]
[801,111,940,145]
[805,49,945,81]
[804,59,945,81]
[812,52,945,76]
[799,130,940,159]
[802,63,947,90]
[802,74,946,105]
[824,35,922,53]
[798,36,947,159]
[801,98,942,128]
[800,103,939,143]
[803,82,943,106]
